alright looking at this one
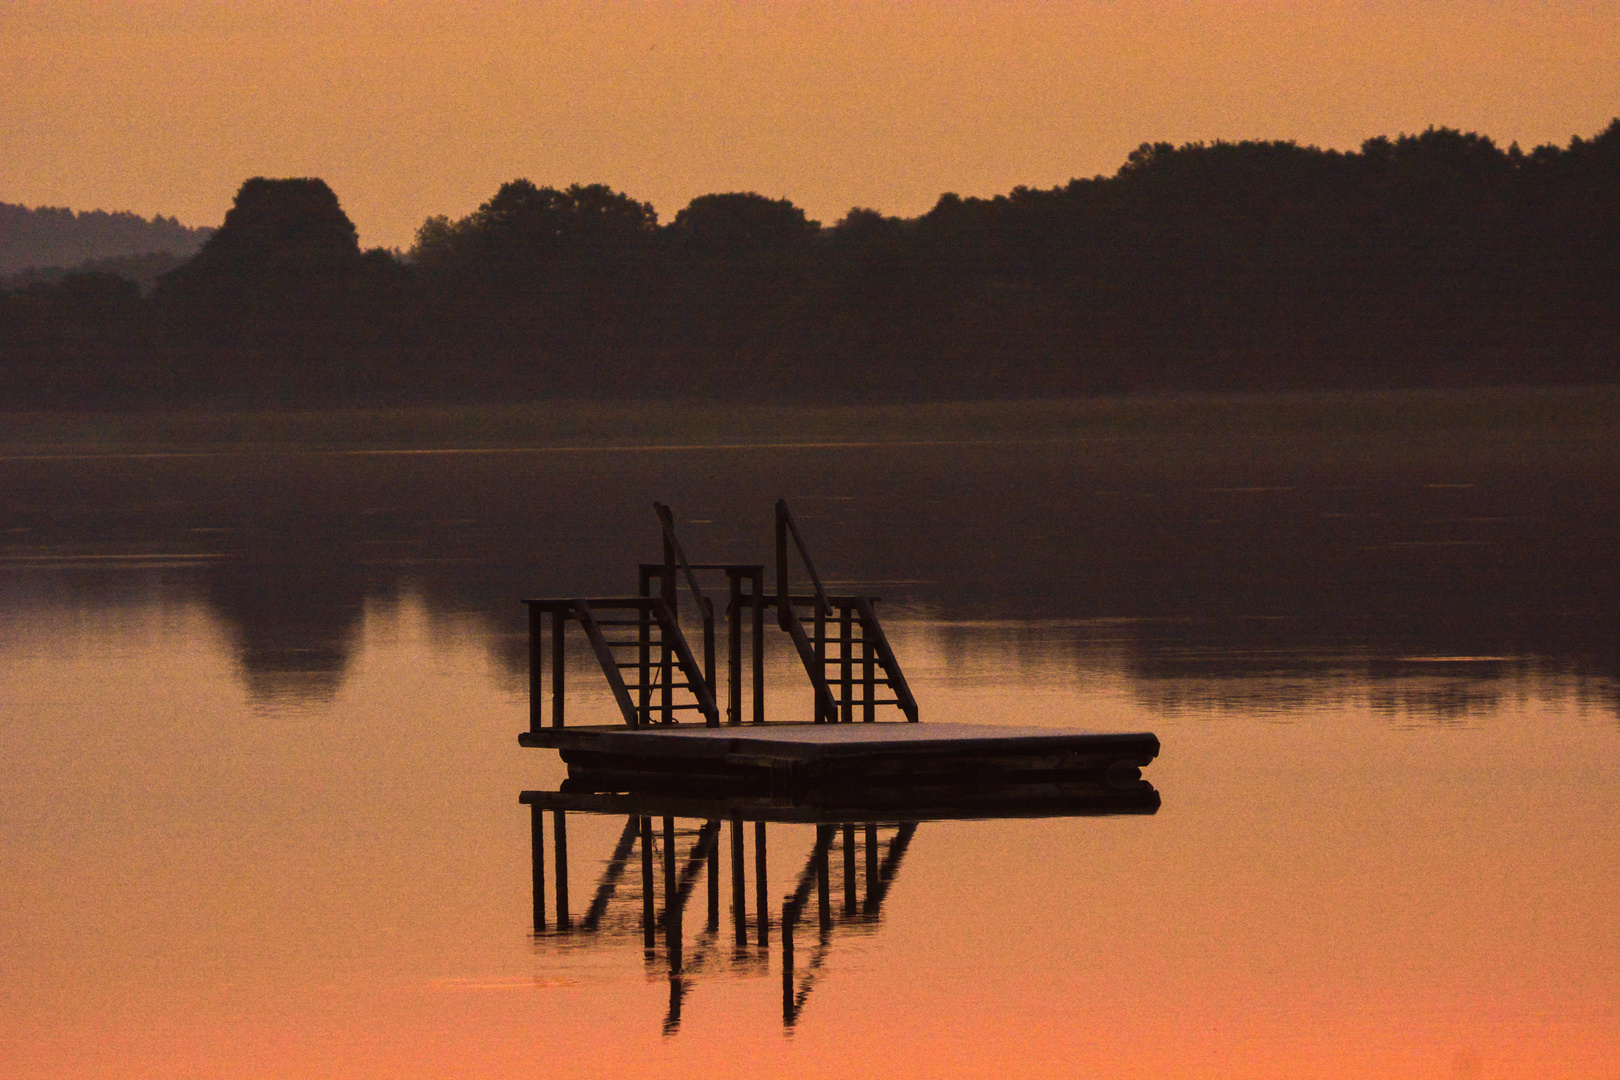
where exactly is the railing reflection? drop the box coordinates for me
[521,781,1158,1032]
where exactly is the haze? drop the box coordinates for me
[4,0,1618,249]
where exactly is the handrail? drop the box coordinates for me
[855,596,918,721]
[654,502,716,703]
[525,596,720,729]
[776,499,838,722]
[651,598,720,725]
[778,602,841,722]
[773,500,918,724]
[654,502,713,619]
[775,499,831,622]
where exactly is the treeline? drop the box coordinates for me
[4,122,1620,405]
[0,202,211,275]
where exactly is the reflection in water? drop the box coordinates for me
[522,786,1158,1033]
[3,438,1619,721]
[205,561,368,701]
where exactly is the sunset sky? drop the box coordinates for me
[3,0,1618,250]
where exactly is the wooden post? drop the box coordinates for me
[755,820,769,946]
[703,603,716,726]
[862,610,875,722]
[815,824,832,931]
[727,572,742,725]
[640,815,656,950]
[553,810,571,929]
[551,605,566,729]
[662,816,677,922]
[706,820,720,931]
[781,901,794,1025]
[864,823,878,915]
[775,503,789,631]
[751,568,766,724]
[530,801,546,931]
[730,817,747,946]
[638,567,652,728]
[528,602,543,735]
[839,601,853,722]
[842,824,857,916]
[814,596,826,723]
[658,816,683,979]
[660,562,676,725]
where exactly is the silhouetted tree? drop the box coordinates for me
[409,180,659,350]
[667,192,818,252]
[153,177,382,344]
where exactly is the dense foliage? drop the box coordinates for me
[4,123,1619,404]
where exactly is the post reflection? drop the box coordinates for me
[520,782,1157,1033]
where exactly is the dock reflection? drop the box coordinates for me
[520,783,1158,1032]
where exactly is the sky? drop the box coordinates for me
[3,0,1619,250]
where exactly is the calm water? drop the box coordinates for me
[2,433,1618,1079]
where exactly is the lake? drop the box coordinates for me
[2,392,1617,1079]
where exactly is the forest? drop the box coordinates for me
[3,122,1619,405]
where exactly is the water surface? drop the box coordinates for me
[2,410,1617,1078]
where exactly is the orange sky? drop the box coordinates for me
[3,0,1618,249]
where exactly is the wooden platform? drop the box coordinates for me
[519,721,1160,804]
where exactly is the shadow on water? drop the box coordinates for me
[519,784,1159,1034]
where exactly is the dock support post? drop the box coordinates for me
[551,605,566,729]
[528,603,543,735]
[703,606,716,726]
[553,810,570,929]
[530,801,546,931]
[752,568,765,724]
[814,598,826,723]
[864,824,878,914]
[707,819,720,931]
[727,572,742,724]
[638,566,652,727]
[816,824,832,931]
[862,620,875,722]
[730,817,746,946]
[781,904,794,1025]
[839,602,853,722]
[660,553,676,725]
[662,817,677,921]
[842,824,857,916]
[640,816,656,950]
[755,821,769,946]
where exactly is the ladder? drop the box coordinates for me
[774,499,919,723]
[524,596,719,729]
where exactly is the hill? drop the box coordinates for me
[0,201,212,275]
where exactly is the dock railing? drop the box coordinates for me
[646,502,766,725]
[524,501,911,730]
[524,596,719,730]
[774,499,918,723]
[648,502,716,723]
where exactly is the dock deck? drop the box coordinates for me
[521,721,1160,802]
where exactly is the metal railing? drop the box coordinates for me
[774,499,919,723]
[523,596,719,729]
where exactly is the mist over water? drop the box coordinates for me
[2,417,1617,1078]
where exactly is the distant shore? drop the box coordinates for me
[1,383,1615,459]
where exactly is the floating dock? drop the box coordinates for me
[522,721,1159,807]
[520,501,1159,801]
